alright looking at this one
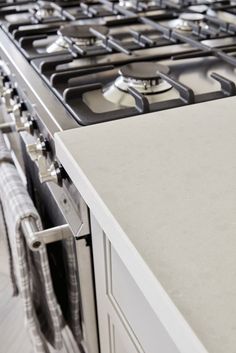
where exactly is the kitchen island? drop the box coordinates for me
[55,97,236,353]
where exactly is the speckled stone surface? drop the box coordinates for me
[56,97,236,353]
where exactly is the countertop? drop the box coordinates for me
[55,97,236,353]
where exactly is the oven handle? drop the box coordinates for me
[21,216,73,252]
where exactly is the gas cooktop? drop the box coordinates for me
[1,0,236,125]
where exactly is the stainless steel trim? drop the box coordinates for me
[75,239,100,353]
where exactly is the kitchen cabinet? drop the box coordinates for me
[91,214,180,353]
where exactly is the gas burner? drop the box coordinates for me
[187,5,209,13]
[175,12,205,31]
[33,1,59,21]
[103,62,172,107]
[119,0,154,8]
[46,24,109,53]
[119,0,133,7]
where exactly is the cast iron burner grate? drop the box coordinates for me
[32,1,60,21]
[0,0,77,31]
[2,0,236,126]
[6,5,232,61]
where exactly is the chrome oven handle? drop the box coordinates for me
[21,217,73,252]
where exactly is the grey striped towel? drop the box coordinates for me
[0,132,82,353]
[0,161,63,352]
[0,131,12,163]
[0,131,81,353]
[62,238,82,345]
[0,132,17,294]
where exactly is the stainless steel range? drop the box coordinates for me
[0,0,236,352]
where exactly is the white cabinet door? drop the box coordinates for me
[91,214,180,353]
[107,313,141,353]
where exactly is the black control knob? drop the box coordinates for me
[12,100,36,135]
[0,72,8,95]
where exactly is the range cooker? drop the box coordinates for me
[0,0,236,352]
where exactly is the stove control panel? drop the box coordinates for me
[0,60,37,136]
[0,57,68,190]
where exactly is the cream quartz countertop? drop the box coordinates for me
[55,97,236,353]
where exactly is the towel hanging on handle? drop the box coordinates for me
[0,131,81,353]
[0,131,18,295]
[0,131,13,164]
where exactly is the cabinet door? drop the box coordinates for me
[91,215,144,353]
[107,310,142,353]
[91,214,180,353]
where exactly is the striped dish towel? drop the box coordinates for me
[0,131,12,163]
[0,132,17,294]
[63,238,82,345]
[0,132,81,353]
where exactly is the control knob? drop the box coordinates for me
[2,86,14,112]
[12,101,36,134]
[0,72,8,95]
[26,135,49,161]
[38,156,64,186]
[12,100,24,121]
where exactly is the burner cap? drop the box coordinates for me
[179,13,204,22]
[187,5,208,13]
[59,25,109,39]
[37,1,54,9]
[119,62,170,81]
